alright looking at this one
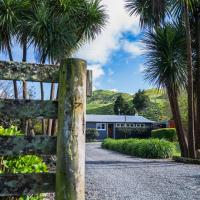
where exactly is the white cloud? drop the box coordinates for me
[76,0,140,65]
[122,41,143,57]
[110,89,119,92]
[88,64,105,81]
[87,64,105,89]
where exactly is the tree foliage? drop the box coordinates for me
[133,89,150,112]
[114,95,136,115]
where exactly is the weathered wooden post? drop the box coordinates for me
[86,70,93,97]
[56,58,87,200]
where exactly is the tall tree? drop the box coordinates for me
[0,0,22,99]
[133,89,150,112]
[26,0,107,134]
[125,0,197,158]
[143,24,188,157]
[114,95,126,115]
[189,1,200,149]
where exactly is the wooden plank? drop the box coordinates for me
[87,70,93,97]
[0,173,55,196]
[0,136,56,156]
[0,99,58,119]
[0,61,92,90]
[56,58,86,199]
[0,60,59,82]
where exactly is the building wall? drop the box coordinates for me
[86,122,154,140]
[86,122,107,140]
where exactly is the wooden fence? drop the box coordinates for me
[0,58,92,200]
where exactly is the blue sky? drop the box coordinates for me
[0,0,151,96]
[76,0,151,94]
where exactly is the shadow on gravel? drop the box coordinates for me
[86,160,183,169]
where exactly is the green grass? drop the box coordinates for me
[173,142,181,157]
[86,89,167,116]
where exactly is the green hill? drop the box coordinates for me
[87,90,133,115]
[86,89,167,116]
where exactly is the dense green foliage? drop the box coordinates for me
[133,89,150,112]
[86,128,99,142]
[87,89,171,121]
[0,126,47,199]
[115,127,151,139]
[0,126,22,136]
[2,155,47,174]
[114,95,136,115]
[151,128,177,142]
[102,138,175,159]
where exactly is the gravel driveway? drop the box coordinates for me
[86,143,200,200]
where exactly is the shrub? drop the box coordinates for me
[115,127,151,139]
[151,128,177,142]
[86,128,99,142]
[0,126,47,200]
[102,138,175,159]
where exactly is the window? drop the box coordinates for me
[121,124,125,127]
[116,124,121,127]
[136,124,141,127]
[96,123,106,130]
[141,124,145,128]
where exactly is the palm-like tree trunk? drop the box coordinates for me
[40,82,46,135]
[167,87,188,157]
[22,39,35,136]
[6,39,18,99]
[193,12,200,150]
[47,82,55,136]
[184,1,196,158]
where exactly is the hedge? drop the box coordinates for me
[115,127,151,139]
[151,128,177,142]
[86,128,99,142]
[102,138,175,159]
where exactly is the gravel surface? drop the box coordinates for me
[86,143,200,200]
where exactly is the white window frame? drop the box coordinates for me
[96,123,106,130]
[116,123,121,127]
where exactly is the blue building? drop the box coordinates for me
[86,114,155,140]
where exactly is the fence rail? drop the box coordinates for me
[0,60,92,96]
[0,136,56,156]
[0,99,58,119]
[0,58,89,199]
[0,173,55,196]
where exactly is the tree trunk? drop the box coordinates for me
[184,1,196,158]
[22,39,35,136]
[51,85,59,136]
[47,82,55,136]
[167,87,188,157]
[40,82,46,135]
[6,39,18,100]
[40,56,47,135]
[194,14,200,150]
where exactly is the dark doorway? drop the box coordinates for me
[108,124,114,138]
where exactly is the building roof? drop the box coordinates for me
[86,114,155,123]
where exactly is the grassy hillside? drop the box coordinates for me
[87,90,132,115]
[86,89,167,116]
[86,89,188,122]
